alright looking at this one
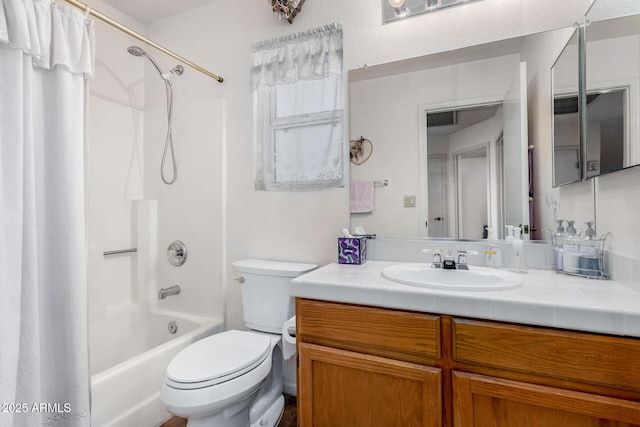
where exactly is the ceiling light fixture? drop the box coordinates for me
[382,0,484,24]
[425,0,442,10]
[388,0,409,18]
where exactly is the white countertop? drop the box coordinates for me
[291,261,640,338]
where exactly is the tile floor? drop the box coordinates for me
[160,395,297,427]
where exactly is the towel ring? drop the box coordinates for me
[349,136,373,165]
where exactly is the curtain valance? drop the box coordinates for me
[250,22,342,90]
[0,0,94,76]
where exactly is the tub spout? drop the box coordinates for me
[158,285,181,300]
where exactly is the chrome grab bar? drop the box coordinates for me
[103,248,137,256]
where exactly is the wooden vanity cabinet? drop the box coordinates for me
[450,318,640,427]
[453,371,640,426]
[296,298,442,427]
[296,299,640,427]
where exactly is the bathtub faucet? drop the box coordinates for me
[159,285,181,300]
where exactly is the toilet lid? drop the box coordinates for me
[166,330,271,387]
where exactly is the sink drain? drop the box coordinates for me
[168,320,178,334]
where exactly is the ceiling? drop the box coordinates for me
[428,105,500,136]
[101,0,217,24]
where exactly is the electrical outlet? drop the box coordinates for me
[404,195,416,207]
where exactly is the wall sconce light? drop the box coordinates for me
[382,0,484,24]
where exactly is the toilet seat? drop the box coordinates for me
[166,330,271,390]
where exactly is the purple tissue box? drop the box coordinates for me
[338,237,367,265]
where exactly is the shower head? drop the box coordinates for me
[127,45,183,81]
[128,45,167,80]
[127,46,146,57]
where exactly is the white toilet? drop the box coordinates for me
[160,259,316,427]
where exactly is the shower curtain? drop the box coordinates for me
[0,1,93,426]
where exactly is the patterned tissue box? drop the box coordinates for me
[338,237,367,265]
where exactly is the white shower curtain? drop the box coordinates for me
[0,1,93,426]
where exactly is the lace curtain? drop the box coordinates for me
[251,23,344,191]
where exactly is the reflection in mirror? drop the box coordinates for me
[585,89,626,177]
[584,6,640,178]
[349,37,529,240]
[426,104,502,239]
[552,28,581,187]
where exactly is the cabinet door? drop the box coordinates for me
[299,342,442,427]
[453,371,640,427]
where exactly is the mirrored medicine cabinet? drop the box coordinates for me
[552,0,640,187]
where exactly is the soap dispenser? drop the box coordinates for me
[584,222,596,240]
[578,221,601,276]
[509,227,528,274]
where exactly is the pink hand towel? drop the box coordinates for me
[350,181,374,213]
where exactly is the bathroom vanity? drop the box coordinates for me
[292,261,640,427]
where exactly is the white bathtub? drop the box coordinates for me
[90,309,222,427]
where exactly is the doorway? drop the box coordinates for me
[423,103,502,239]
[453,145,489,239]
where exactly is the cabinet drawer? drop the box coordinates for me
[452,318,640,392]
[297,299,440,365]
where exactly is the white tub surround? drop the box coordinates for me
[291,261,640,338]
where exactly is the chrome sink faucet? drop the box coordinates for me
[422,249,477,270]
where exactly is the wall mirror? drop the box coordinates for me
[349,36,542,240]
[552,28,582,187]
[583,1,640,178]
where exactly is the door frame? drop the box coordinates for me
[418,95,504,238]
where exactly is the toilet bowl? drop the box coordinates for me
[160,259,316,427]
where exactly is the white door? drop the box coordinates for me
[427,155,446,237]
[455,147,489,239]
[503,61,530,238]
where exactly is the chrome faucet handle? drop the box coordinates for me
[456,250,478,270]
[422,249,443,268]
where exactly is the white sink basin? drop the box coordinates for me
[381,263,523,291]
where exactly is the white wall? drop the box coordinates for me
[142,0,593,329]
[86,0,226,323]
[597,166,640,286]
[87,96,144,313]
[86,0,145,108]
[86,0,146,319]
[143,96,226,318]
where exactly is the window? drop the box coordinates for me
[251,24,344,191]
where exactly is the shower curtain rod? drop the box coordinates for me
[61,0,223,83]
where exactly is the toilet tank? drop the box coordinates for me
[232,259,317,334]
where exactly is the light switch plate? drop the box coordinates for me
[404,195,416,207]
